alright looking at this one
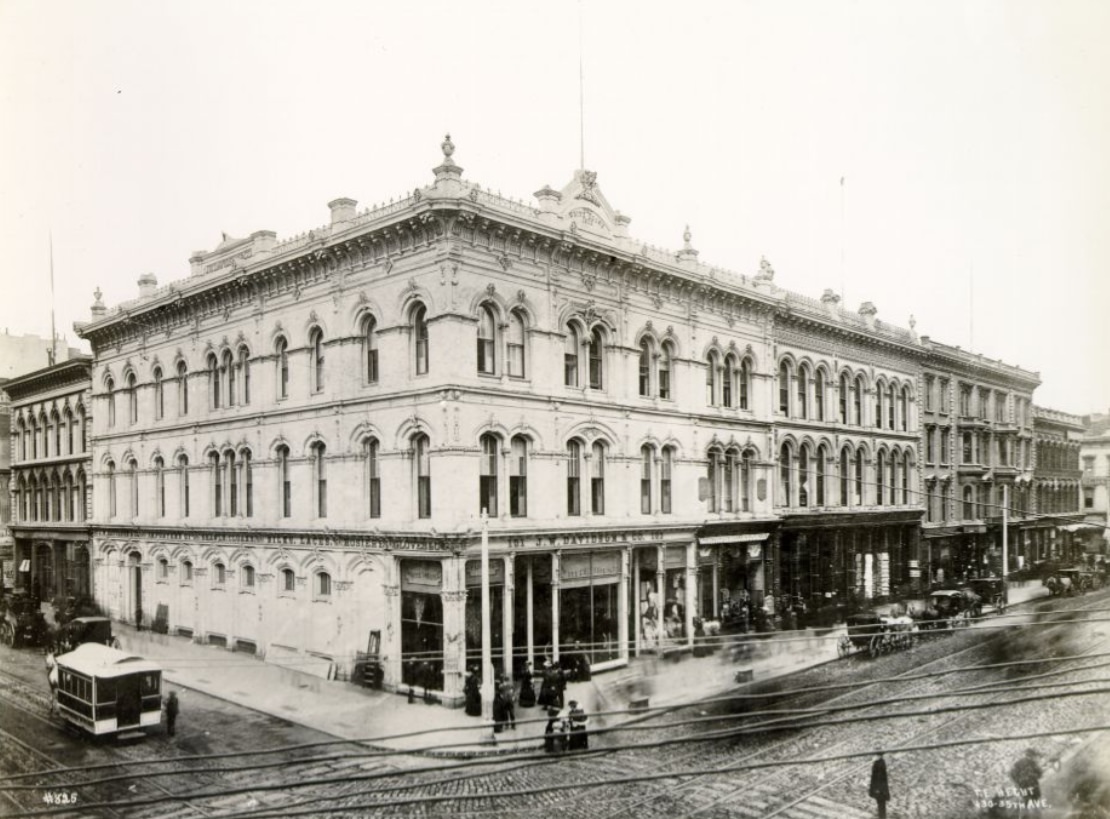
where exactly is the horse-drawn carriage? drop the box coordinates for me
[916,589,979,633]
[1045,568,1097,597]
[837,612,917,658]
[967,577,1006,614]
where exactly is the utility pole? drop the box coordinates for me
[1002,483,1009,606]
[480,509,495,742]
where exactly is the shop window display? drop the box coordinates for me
[559,552,620,665]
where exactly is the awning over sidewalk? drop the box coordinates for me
[1060,523,1104,533]
[699,533,769,545]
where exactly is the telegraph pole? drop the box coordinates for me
[480,509,495,742]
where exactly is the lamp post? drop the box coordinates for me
[1002,483,1009,606]
[480,509,495,742]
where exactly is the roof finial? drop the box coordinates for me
[683,225,692,247]
[441,133,455,164]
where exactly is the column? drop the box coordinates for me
[619,548,630,663]
[551,551,560,664]
[499,446,511,521]
[632,549,642,657]
[655,544,665,616]
[439,556,467,702]
[685,540,696,648]
[501,556,514,675]
[525,558,535,669]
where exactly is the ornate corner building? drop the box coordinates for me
[63,138,1060,704]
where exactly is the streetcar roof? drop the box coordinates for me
[56,642,161,678]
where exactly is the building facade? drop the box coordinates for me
[6,357,94,602]
[1079,411,1110,554]
[917,342,1039,584]
[75,138,1052,703]
[1029,406,1086,562]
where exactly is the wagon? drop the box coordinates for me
[918,589,977,632]
[967,577,1006,614]
[837,612,917,658]
[0,592,49,648]
[54,616,121,654]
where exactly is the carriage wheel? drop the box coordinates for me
[837,637,851,659]
[869,635,883,657]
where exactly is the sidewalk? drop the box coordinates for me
[111,581,1050,759]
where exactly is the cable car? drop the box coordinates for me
[54,643,163,735]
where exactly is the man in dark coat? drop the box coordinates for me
[497,675,516,730]
[165,691,180,737]
[567,700,589,750]
[518,662,536,708]
[869,752,889,819]
[463,668,481,717]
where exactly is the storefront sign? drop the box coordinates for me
[465,559,505,587]
[401,560,442,591]
[560,551,621,585]
[505,529,666,551]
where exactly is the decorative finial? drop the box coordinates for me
[909,314,916,330]
[441,133,455,161]
[756,256,775,281]
[683,225,692,246]
[93,287,103,305]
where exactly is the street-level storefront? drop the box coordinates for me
[11,528,92,603]
[694,520,782,632]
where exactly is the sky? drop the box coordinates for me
[1,0,1107,413]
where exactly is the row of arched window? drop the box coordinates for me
[777,441,915,509]
[13,405,88,461]
[778,362,913,430]
[155,557,331,599]
[12,469,88,522]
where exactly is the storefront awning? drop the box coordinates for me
[1060,523,1104,533]
[699,533,769,546]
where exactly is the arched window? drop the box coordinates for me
[210,451,222,516]
[723,356,735,408]
[414,434,431,518]
[477,305,496,375]
[963,485,975,520]
[310,328,325,393]
[62,471,73,521]
[639,339,652,397]
[814,371,825,421]
[507,310,526,378]
[242,449,253,517]
[282,568,295,593]
[797,366,809,419]
[854,375,865,425]
[479,434,499,516]
[227,450,238,516]
[874,381,884,429]
[591,441,606,514]
[876,450,886,506]
[778,361,791,415]
[640,445,654,514]
[276,338,289,399]
[840,448,852,507]
[222,350,235,407]
[564,325,580,387]
[706,351,719,406]
[659,343,673,400]
[740,450,753,512]
[839,373,849,423]
[887,384,896,429]
[238,346,251,405]
[588,328,605,390]
[723,449,737,512]
[213,561,226,588]
[566,440,582,516]
[153,367,164,420]
[177,361,189,415]
[158,557,169,582]
[365,438,381,518]
[316,572,332,599]
[178,455,190,518]
[242,564,255,589]
[739,358,751,410]
[208,354,221,409]
[798,445,810,507]
[107,459,117,517]
[662,446,674,514]
[155,456,165,517]
[126,373,138,424]
[413,305,429,375]
[854,449,865,505]
[902,451,911,504]
[51,410,61,456]
[900,386,909,431]
[816,444,828,506]
[312,442,327,518]
[707,447,722,513]
[510,436,528,518]
[277,445,291,518]
[182,559,194,585]
[361,316,378,384]
[106,376,116,427]
[779,442,793,506]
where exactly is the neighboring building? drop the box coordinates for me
[1080,411,1110,554]
[0,384,11,589]
[1030,406,1087,563]
[918,342,1039,584]
[6,356,94,602]
[72,137,1038,703]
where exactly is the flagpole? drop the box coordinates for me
[840,176,846,306]
[49,231,57,366]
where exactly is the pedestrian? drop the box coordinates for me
[45,651,58,715]
[1010,748,1043,805]
[537,661,557,708]
[518,662,536,708]
[498,675,516,730]
[492,676,505,733]
[464,667,481,717]
[165,691,180,737]
[554,664,568,709]
[868,751,889,819]
[543,707,564,753]
[567,699,589,751]
[576,642,591,682]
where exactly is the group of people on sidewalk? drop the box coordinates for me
[461,646,593,748]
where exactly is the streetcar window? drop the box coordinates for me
[96,679,116,704]
[140,673,160,695]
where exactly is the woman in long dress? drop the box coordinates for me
[518,663,536,708]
